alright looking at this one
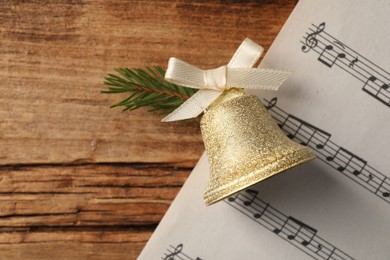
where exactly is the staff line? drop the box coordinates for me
[304,31,390,84]
[267,101,387,179]
[310,23,390,77]
[269,107,375,177]
[302,23,390,107]
[227,200,333,259]
[232,193,335,255]
[303,32,390,85]
[263,99,390,204]
[226,192,354,260]
[300,38,390,96]
[269,109,390,201]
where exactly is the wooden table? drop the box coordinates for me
[0,1,296,259]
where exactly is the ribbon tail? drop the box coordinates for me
[161,89,222,122]
[227,68,292,90]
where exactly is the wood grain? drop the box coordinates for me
[0,230,152,260]
[0,0,297,259]
[0,164,189,226]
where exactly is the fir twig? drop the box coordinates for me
[102,66,197,114]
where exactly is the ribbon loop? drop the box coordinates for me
[161,38,291,122]
[165,58,204,89]
[204,65,227,90]
[228,38,264,68]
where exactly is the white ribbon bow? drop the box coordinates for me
[161,38,291,122]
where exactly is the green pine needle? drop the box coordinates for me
[102,66,197,114]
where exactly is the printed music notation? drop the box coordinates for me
[263,97,390,204]
[162,243,203,260]
[225,189,354,260]
[301,22,390,108]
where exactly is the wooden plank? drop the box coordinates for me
[0,163,186,258]
[0,164,188,227]
[0,230,151,260]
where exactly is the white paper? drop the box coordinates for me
[139,1,390,259]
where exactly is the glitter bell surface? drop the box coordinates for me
[201,89,315,205]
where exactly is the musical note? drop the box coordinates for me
[273,216,318,247]
[361,76,390,106]
[273,218,290,235]
[244,189,258,206]
[379,83,390,99]
[227,193,239,202]
[164,244,183,260]
[279,114,331,148]
[362,75,377,93]
[302,22,325,53]
[301,227,318,247]
[290,218,317,244]
[279,115,303,139]
[326,147,367,174]
[314,130,332,149]
[349,56,359,68]
[352,162,367,176]
[302,124,331,148]
[273,218,295,235]
[318,45,346,68]
[375,177,390,198]
[254,203,269,219]
[243,190,271,219]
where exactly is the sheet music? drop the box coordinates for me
[139,1,390,259]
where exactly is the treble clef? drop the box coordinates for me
[302,22,325,53]
[264,97,278,110]
[164,244,183,260]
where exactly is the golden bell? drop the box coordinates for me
[201,88,315,206]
